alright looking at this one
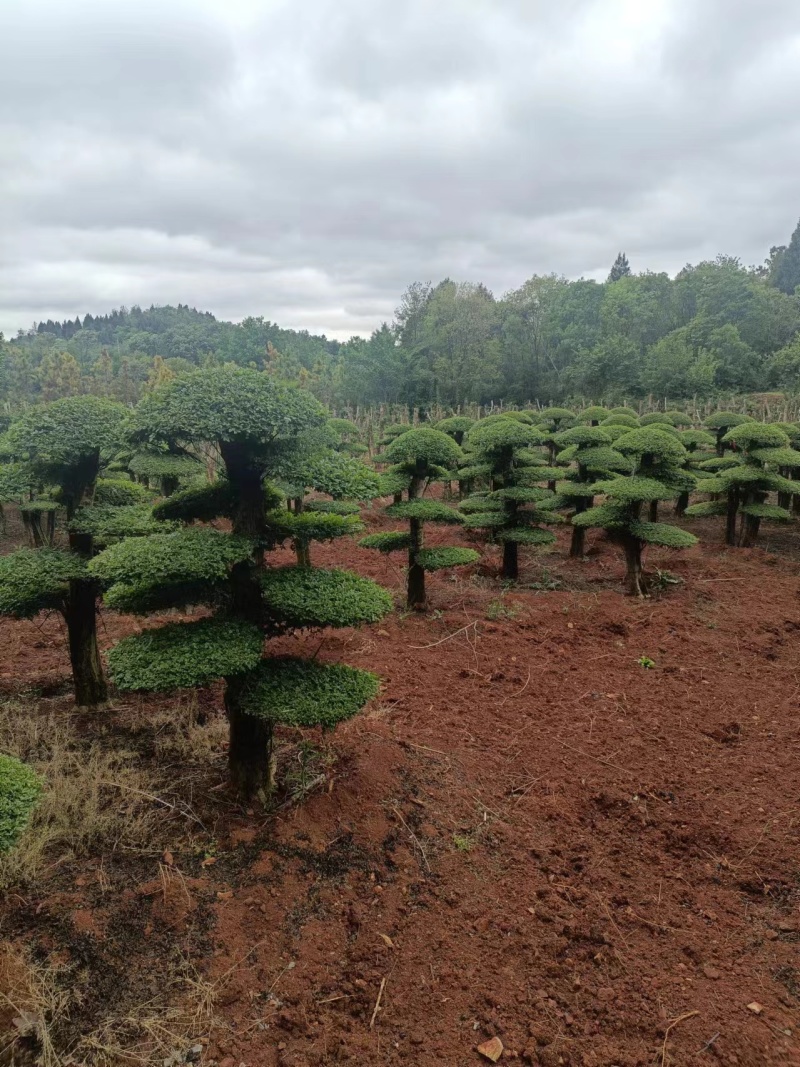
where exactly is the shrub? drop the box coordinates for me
[93,478,152,506]
[553,425,629,556]
[0,754,42,853]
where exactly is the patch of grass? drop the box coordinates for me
[0,701,165,888]
[637,655,656,669]
[452,833,474,852]
[484,598,518,621]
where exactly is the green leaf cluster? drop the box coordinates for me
[0,548,86,618]
[107,618,265,691]
[359,531,412,553]
[384,427,463,469]
[237,658,380,728]
[70,504,178,544]
[261,567,393,629]
[416,546,480,570]
[0,754,42,853]
[93,478,152,506]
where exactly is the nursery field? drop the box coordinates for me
[2,506,799,1067]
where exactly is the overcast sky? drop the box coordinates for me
[2,0,800,340]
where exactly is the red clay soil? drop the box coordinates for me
[2,508,800,1066]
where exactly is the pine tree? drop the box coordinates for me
[574,427,698,595]
[360,428,476,607]
[687,423,800,546]
[552,426,630,556]
[608,252,632,282]
[93,368,392,799]
[1,397,128,705]
[460,417,561,579]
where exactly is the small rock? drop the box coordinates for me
[747,1002,764,1015]
[477,1037,504,1062]
[220,1058,236,1067]
[703,964,721,980]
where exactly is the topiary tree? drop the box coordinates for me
[573,427,698,595]
[326,417,368,457]
[2,397,128,705]
[435,416,475,446]
[19,500,60,547]
[687,423,800,546]
[0,461,37,536]
[93,477,153,506]
[704,412,753,457]
[640,412,676,427]
[360,428,477,607]
[575,406,608,426]
[553,426,630,557]
[664,411,694,428]
[674,429,716,516]
[459,417,560,579]
[0,754,42,853]
[96,367,393,799]
[128,449,204,496]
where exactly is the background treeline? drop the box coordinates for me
[4,219,800,416]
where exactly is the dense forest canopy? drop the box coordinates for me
[4,219,800,416]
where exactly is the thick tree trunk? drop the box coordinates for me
[715,431,725,458]
[793,494,800,517]
[648,500,659,522]
[675,491,689,518]
[407,517,426,609]
[161,475,179,497]
[295,540,311,566]
[501,539,519,580]
[621,534,645,596]
[64,578,107,707]
[393,492,403,505]
[219,444,273,795]
[225,677,275,801]
[65,529,107,708]
[739,513,761,548]
[725,490,739,547]
[570,525,586,558]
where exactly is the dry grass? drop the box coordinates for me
[127,694,229,764]
[0,944,71,1067]
[0,701,166,888]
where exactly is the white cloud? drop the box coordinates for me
[1,0,800,339]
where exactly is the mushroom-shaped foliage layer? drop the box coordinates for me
[260,567,393,629]
[0,548,86,618]
[237,657,380,729]
[107,618,265,691]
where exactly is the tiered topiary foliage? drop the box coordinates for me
[674,430,716,516]
[1,397,128,705]
[128,449,204,496]
[687,422,800,546]
[0,754,42,853]
[0,461,37,534]
[460,417,560,579]
[97,367,392,799]
[435,416,475,446]
[703,412,752,457]
[573,427,698,595]
[360,428,477,608]
[553,426,630,557]
[327,418,368,456]
[575,406,609,426]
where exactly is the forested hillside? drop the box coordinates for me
[4,219,800,414]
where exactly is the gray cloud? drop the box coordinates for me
[2,0,800,339]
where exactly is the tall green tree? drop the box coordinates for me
[99,368,392,799]
[608,252,632,282]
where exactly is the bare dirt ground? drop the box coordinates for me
[1,504,800,1066]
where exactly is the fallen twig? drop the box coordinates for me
[391,805,431,871]
[410,620,479,649]
[556,740,635,777]
[369,977,387,1029]
[660,1010,700,1066]
[695,1032,720,1054]
[99,780,207,831]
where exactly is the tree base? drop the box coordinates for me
[225,679,275,802]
